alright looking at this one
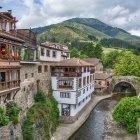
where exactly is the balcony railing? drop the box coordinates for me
[58,85,73,89]
[0,54,20,61]
[0,80,20,93]
[52,72,82,77]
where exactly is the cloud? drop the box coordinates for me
[1,0,140,37]
[129,29,140,37]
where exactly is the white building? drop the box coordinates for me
[38,41,70,62]
[51,58,95,123]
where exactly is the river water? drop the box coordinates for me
[70,94,137,140]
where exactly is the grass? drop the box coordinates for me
[103,47,122,54]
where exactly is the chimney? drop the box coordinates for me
[7,10,12,14]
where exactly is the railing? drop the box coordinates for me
[0,80,20,92]
[0,54,20,61]
[58,85,73,89]
[52,72,82,77]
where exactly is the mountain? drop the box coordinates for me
[33,18,140,49]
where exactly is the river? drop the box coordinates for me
[70,94,137,140]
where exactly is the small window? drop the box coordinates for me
[31,73,34,77]
[38,66,42,73]
[52,51,57,58]
[60,92,71,98]
[46,50,50,57]
[44,65,48,72]
[83,89,85,94]
[41,48,45,56]
[25,73,28,79]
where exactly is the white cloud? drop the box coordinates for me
[1,0,139,36]
[129,29,140,37]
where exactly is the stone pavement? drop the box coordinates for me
[51,94,112,140]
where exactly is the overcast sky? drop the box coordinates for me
[1,0,140,36]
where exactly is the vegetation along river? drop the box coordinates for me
[70,94,137,140]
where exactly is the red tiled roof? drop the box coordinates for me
[83,58,100,66]
[95,73,112,80]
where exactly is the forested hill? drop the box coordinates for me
[32,18,140,50]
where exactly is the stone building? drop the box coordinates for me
[0,11,24,106]
[83,58,103,73]
[95,73,112,93]
[51,58,95,123]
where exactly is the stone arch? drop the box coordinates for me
[112,80,138,96]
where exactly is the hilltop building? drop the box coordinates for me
[38,41,70,62]
[51,58,95,123]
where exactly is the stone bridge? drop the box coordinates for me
[109,76,140,96]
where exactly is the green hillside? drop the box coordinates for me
[33,18,140,50]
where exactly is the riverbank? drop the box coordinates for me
[51,94,112,140]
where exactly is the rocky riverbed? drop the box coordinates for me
[103,108,137,140]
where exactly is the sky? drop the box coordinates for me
[1,0,140,36]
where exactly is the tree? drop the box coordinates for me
[113,97,140,134]
[70,48,79,58]
[94,43,103,59]
[102,50,120,68]
[114,51,140,77]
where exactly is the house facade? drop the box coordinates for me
[38,41,70,62]
[16,29,38,63]
[51,58,95,123]
[0,11,24,106]
[83,58,103,73]
[95,73,112,93]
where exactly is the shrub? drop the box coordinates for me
[0,107,9,127]
[112,97,140,134]
[6,102,21,125]
[35,90,46,103]
[22,94,59,140]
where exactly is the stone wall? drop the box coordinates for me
[0,122,23,140]
[15,61,52,119]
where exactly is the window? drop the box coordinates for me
[0,44,6,55]
[84,67,86,72]
[41,48,45,56]
[83,89,85,94]
[0,72,6,82]
[83,77,86,86]
[78,78,82,88]
[78,102,81,106]
[90,75,92,83]
[87,76,89,84]
[52,51,57,58]
[25,73,28,79]
[60,92,71,98]
[31,73,34,77]
[38,66,42,73]
[46,50,50,57]
[44,65,48,72]
[58,80,73,88]
[87,87,88,91]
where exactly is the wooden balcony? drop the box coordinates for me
[0,80,20,94]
